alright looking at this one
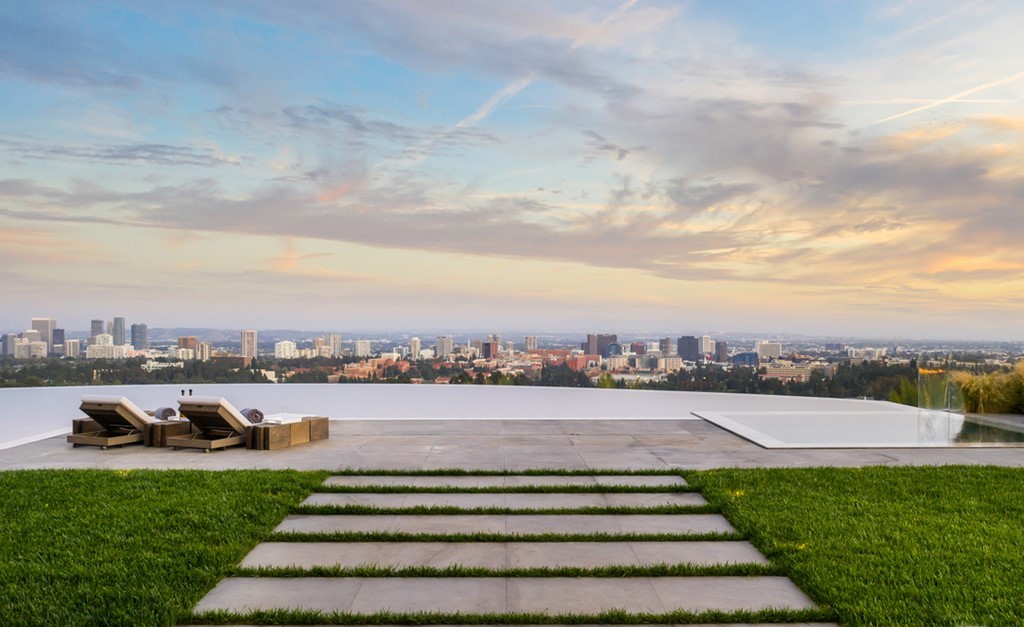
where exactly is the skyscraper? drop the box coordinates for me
[112,317,126,346]
[131,323,148,350]
[355,340,372,357]
[241,330,258,359]
[583,333,617,357]
[677,336,699,361]
[52,328,65,354]
[715,340,729,363]
[178,336,198,351]
[326,333,342,357]
[524,336,538,351]
[658,337,674,356]
[409,337,421,359]
[89,319,104,345]
[31,318,56,354]
[196,341,212,362]
[436,336,454,359]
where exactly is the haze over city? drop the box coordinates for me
[3,1,1023,340]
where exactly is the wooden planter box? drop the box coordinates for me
[246,417,329,450]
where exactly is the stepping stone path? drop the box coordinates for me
[189,474,836,626]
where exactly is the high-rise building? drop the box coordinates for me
[52,328,66,355]
[756,340,782,361]
[630,341,646,355]
[178,336,198,351]
[715,340,729,363]
[355,340,372,357]
[582,333,618,357]
[196,341,212,362]
[275,340,298,359]
[658,337,674,356]
[677,336,699,361]
[91,319,104,337]
[409,337,421,359]
[487,334,502,346]
[93,333,113,346]
[64,339,81,358]
[482,341,500,359]
[436,336,454,359]
[31,318,56,354]
[241,330,258,359]
[22,329,42,343]
[327,333,342,358]
[1,333,18,356]
[131,323,148,350]
[524,336,538,351]
[700,335,714,355]
[505,340,515,353]
[112,317,126,346]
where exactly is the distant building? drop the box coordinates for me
[505,340,515,353]
[196,341,212,362]
[64,339,81,358]
[756,341,782,361]
[90,319,104,338]
[131,323,148,350]
[275,340,298,359]
[482,341,500,359]
[22,329,41,344]
[241,330,258,358]
[112,317,126,346]
[732,352,759,367]
[657,356,684,372]
[677,336,699,361]
[524,336,538,351]
[326,333,342,357]
[409,337,421,360]
[2,333,18,356]
[715,340,729,363]
[659,337,675,356]
[582,333,618,357]
[355,340,372,357]
[31,318,56,354]
[178,336,198,351]
[630,341,646,355]
[52,328,66,356]
[436,336,454,359]
[700,335,715,356]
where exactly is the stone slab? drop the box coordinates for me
[275,514,735,535]
[193,577,814,614]
[302,492,706,509]
[323,474,688,488]
[240,541,768,569]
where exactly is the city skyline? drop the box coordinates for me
[3,2,1024,340]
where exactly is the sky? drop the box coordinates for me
[2,0,1023,340]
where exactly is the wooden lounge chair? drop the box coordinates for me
[67,395,174,449]
[168,396,257,452]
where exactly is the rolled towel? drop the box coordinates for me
[241,408,264,424]
[152,406,177,421]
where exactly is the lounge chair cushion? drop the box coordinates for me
[79,395,159,432]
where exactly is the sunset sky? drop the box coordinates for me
[2,1,1023,339]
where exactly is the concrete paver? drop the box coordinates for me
[195,577,814,614]
[301,492,706,509]
[275,513,735,535]
[324,474,689,488]
[240,541,768,569]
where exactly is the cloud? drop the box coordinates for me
[0,139,241,167]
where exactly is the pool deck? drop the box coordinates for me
[3,417,1024,471]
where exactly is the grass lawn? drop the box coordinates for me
[0,469,326,627]
[690,465,1024,626]
[5,466,1024,626]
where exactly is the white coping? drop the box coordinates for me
[0,382,912,450]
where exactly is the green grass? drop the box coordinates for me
[689,465,1024,626]
[0,469,325,627]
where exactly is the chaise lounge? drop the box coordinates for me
[68,395,177,449]
[168,396,259,452]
